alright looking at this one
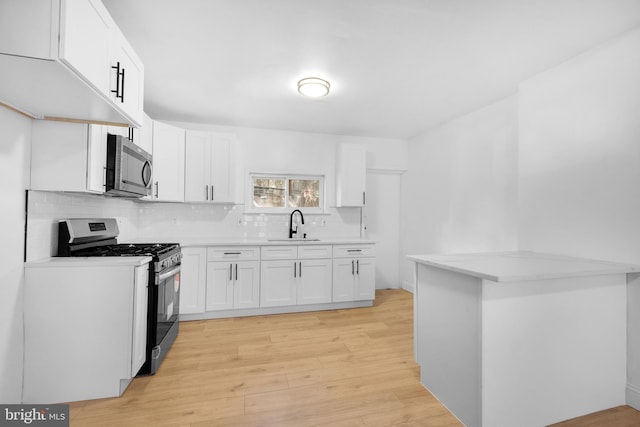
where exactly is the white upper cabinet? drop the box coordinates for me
[184,131,209,202]
[184,131,234,203]
[0,0,144,127]
[31,120,107,194]
[59,0,110,96]
[107,29,144,126]
[335,143,367,207]
[152,121,185,202]
[137,113,154,154]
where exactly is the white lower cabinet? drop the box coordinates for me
[23,260,149,403]
[298,259,332,304]
[179,247,207,314]
[206,260,260,310]
[182,243,374,319]
[260,245,332,307]
[260,260,297,307]
[205,247,260,311]
[332,244,376,302]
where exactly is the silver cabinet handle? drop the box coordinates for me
[357,259,359,275]
[294,262,297,278]
[363,192,366,205]
[229,263,232,281]
[154,181,159,198]
[205,185,209,200]
[211,185,214,201]
[299,261,302,277]
[235,263,238,281]
[352,260,354,276]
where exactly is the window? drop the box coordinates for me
[250,174,324,212]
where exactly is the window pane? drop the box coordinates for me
[288,179,320,208]
[253,177,285,207]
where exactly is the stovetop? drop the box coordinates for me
[74,243,179,258]
[70,242,182,271]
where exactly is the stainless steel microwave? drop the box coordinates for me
[106,134,152,197]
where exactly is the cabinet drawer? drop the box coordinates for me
[207,246,260,261]
[297,245,332,259]
[261,246,298,260]
[332,244,376,258]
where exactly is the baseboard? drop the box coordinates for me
[179,299,374,321]
[402,280,415,293]
[627,383,640,410]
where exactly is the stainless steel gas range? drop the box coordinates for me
[57,218,181,375]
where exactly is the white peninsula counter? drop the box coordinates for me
[407,251,640,427]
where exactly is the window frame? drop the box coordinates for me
[247,173,325,214]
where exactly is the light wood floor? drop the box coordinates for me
[68,290,640,426]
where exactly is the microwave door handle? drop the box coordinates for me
[142,161,152,187]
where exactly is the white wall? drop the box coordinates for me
[0,107,31,403]
[400,96,519,289]
[517,26,640,408]
[518,27,640,264]
[401,25,640,409]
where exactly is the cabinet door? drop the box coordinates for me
[59,0,111,96]
[332,259,355,302]
[298,259,332,305]
[0,0,56,58]
[108,31,144,126]
[336,143,366,207]
[184,131,210,202]
[87,124,108,193]
[206,261,234,311]
[234,261,260,309]
[354,258,376,300]
[152,121,185,202]
[131,264,149,376]
[137,113,154,154]
[260,260,296,307]
[210,136,232,203]
[180,248,206,314]
[30,121,93,193]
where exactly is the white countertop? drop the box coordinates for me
[25,256,153,268]
[174,238,376,247]
[407,251,640,282]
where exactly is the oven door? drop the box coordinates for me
[141,262,181,375]
[156,264,181,344]
[157,264,181,334]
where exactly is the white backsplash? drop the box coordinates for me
[26,191,362,260]
[26,191,139,260]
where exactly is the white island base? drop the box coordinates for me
[408,251,639,427]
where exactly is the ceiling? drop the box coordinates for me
[102,0,640,139]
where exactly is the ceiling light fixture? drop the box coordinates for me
[297,77,330,98]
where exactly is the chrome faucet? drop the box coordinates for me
[289,209,305,239]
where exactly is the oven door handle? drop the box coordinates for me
[157,264,181,283]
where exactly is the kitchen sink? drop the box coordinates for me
[267,238,321,242]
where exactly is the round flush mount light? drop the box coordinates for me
[297,77,330,98]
